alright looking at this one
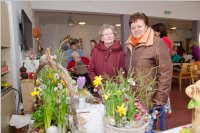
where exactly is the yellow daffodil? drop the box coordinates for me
[60,80,65,86]
[116,104,126,117]
[47,74,54,79]
[66,88,69,96]
[31,87,39,97]
[31,91,39,97]
[93,75,102,87]
[103,93,110,100]
[53,79,57,84]
[35,79,40,86]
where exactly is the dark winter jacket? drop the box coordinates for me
[88,40,125,81]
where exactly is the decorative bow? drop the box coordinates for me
[187,99,200,109]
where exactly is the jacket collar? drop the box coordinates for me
[126,27,154,52]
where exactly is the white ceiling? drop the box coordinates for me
[36,11,192,30]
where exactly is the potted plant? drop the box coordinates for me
[93,70,155,133]
[30,48,78,133]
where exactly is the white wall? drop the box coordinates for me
[168,29,192,50]
[7,1,33,89]
[40,24,121,57]
[31,1,200,20]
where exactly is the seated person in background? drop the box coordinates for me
[170,47,182,63]
[182,53,193,63]
[67,51,93,93]
[66,41,83,63]
[191,43,200,61]
[176,45,185,57]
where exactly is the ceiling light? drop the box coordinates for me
[78,21,86,25]
[115,24,121,27]
[67,15,75,26]
[170,27,176,30]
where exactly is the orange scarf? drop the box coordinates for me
[131,35,143,46]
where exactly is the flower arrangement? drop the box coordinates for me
[93,69,155,129]
[31,48,79,133]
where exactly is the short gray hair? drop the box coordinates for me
[98,24,117,38]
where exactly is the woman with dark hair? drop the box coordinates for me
[126,12,172,109]
[152,23,172,52]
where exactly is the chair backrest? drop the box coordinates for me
[190,63,200,83]
[180,63,192,75]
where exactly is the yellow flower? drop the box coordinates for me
[66,88,69,96]
[35,79,40,86]
[116,104,126,117]
[60,80,65,86]
[93,76,102,87]
[103,93,110,100]
[31,91,39,97]
[31,87,39,97]
[53,79,57,84]
[47,74,54,79]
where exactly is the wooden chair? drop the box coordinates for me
[190,63,200,84]
[173,63,192,91]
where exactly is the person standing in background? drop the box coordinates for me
[152,23,172,53]
[90,39,97,49]
[89,39,97,56]
[88,24,125,82]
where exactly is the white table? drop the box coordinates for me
[77,103,191,133]
[160,124,191,133]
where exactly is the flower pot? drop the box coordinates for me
[46,126,58,133]
[104,122,149,133]
[104,116,149,133]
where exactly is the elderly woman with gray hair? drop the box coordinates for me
[88,24,125,82]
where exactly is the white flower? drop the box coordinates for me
[54,73,59,80]
[147,87,152,90]
[57,83,63,90]
[51,55,57,60]
[72,80,76,85]
[54,87,58,92]
[37,87,42,92]
[122,88,126,92]
[128,78,136,86]
[56,98,61,104]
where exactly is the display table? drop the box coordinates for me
[160,124,191,133]
[76,103,191,133]
[76,103,105,133]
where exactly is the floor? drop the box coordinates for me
[160,80,192,131]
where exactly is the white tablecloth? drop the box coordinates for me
[160,124,191,133]
[76,103,105,133]
[76,103,191,133]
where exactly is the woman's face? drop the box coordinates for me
[101,28,115,45]
[130,19,147,38]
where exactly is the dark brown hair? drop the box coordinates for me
[129,12,149,27]
[152,23,167,37]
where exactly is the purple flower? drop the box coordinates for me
[77,76,86,89]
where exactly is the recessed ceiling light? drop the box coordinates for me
[115,24,121,27]
[170,27,176,30]
[78,21,86,25]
